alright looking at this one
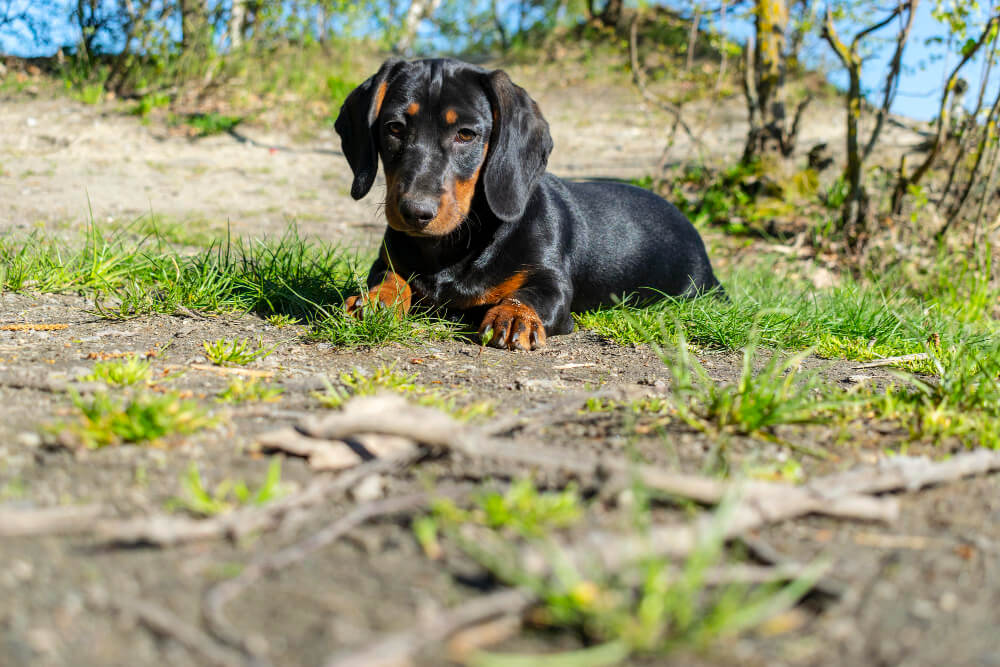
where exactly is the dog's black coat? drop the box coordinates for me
[336,58,722,349]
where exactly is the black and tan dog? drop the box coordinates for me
[335,58,722,351]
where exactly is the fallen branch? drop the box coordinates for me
[295,395,897,523]
[96,454,423,547]
[852,353,929,369]
[0,504,105,537]
[808,448,1000,497]
[511,448,1000,579]
[0,376,105,395]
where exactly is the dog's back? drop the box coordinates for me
[527,175,722,311]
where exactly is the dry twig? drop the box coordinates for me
[852,353,929,369]
[0,504,105,537]
[96,455,422,546]
[295,395,897,523]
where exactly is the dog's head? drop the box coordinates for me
[335,58,553,237]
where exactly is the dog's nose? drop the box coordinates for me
[398,197,438,228]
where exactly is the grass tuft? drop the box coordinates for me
[659,328,854,440]
[203,337,276,366]
[419,479,820,663]
[56,391,215,449]
[82,356,153,386]
[167,458,286,517]
[216,377,284,404]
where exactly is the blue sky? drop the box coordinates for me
[823,2,998,121]
[1,1,996,122]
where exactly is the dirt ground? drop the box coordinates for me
[2,67,996,667]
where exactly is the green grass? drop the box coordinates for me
[216,377,284,404]
[575,256,997,360]
[423,479,583,541]
[203,337,276,366]
[266,313,301,328]
[658,328,856,456]
[315,364,494,421]
[55,391,216,449]
[177,112,243,136]
[81,356,153,386]
[167,458,286,517]
[867,340,1000,448]
[419,479,820,663]
[0,223,459,348]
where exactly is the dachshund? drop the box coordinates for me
[335,58,722,350]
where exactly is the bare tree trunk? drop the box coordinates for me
[76,0,93,62]
[396,0,443,54]
[891,13,996,215]
[823,2,918,240]
[492,0,509,51]
[715,0,730,91]
[686,4,702,72]
[228,0,245,50]
[742,0,809,162]
[178,0,208,51]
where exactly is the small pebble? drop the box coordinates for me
[351,474,384,502]
[16,432,42,448]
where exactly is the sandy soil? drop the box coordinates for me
[1,69,991,667]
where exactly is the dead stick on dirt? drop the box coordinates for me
[103,596,246,667]
[0,504,105,537]
[96,454,423,546]
[0,377,106,395]
[852,353,929,369]
[298,396,897,523]
[512,447,1000,579]
[324,588,535,667]
[808,448,1000,497]
[203,493,433,659]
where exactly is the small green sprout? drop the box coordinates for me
[167,458,286,517]
[82,356,153,386]
[203,337,276,366]
[216,377,284,404]
[57,391,215,448]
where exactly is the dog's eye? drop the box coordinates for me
[455,128,476,143]
[385,121,405,136]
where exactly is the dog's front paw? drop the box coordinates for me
[479,298,546,351]
[344,275,412,319]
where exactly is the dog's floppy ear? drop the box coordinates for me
[335,58,404,200]
[481,69,553,223]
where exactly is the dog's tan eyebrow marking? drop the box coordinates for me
[374,81,388,116]
[406,102,420,116]
[444,108,458,124]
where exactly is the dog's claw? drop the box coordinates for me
[494,327,509,347]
